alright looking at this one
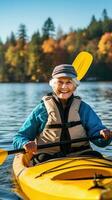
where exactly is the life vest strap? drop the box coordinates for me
[69,144,90,153]
[45,121,82,129]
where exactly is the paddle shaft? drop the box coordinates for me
[8,135,102,155]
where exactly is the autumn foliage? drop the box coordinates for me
[0,10,112,82]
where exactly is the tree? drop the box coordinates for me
[9,32,16,45]
[27,31,43,81]
[5,24,29,82]
[42,17,55,39]
[101,9,112,33]
[17,24,28,47]
[89,15,97,25]
[102,9,109,21]
[98,32,112,63]
[63,32,76,54]
[0,40,7,81]
[42,38,57,53]
[31,31,41,44]
[102,19,112,33]
[87,16,103,39]
[5,32,16,48]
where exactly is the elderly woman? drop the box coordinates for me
[13,64,112,162]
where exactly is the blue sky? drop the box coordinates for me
[0,0,112,42]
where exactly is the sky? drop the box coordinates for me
[0,0,112,42]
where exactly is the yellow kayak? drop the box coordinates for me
[13,153,112,200]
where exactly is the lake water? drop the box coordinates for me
[0,82,112,200]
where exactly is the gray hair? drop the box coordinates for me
[49,78,80,88]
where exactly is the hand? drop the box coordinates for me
[23,141,38,154]
[100,129,112,140]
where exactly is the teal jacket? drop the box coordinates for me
[13,97,112,149]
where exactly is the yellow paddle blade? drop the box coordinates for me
[0,149,8,165]
[72,51,93,80]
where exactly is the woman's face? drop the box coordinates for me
[52,77,76,102]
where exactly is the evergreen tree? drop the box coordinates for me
[102,9,109,21]
[10,32,16,45]
[27,31,43,81]
[101,9,112,33]
[87,15,103,39]
[17,24,28,46]
[5,32,16,47]
[42,17,55,39]
[0,40,7,81]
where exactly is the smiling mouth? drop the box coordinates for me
[59,91,69,93]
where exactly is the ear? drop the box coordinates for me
[49,79,53,87]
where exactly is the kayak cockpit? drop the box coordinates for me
[13,153,112,200]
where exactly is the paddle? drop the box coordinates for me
[72,51,93,80]
[0,135,102,165]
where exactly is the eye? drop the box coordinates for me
[57,80,63,84]
[66,81,72,84]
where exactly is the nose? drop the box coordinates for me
[61,83,67,88]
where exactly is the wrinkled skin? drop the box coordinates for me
[52,77,76,103]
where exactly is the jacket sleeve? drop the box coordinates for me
[13,101,48,149]
[79,101,112,147]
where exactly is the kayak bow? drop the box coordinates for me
[13,153,112,200]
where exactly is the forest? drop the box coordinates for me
[0,9,112,82]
